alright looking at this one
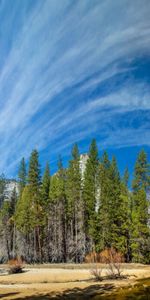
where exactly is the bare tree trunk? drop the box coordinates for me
[34,228,36,261]
[12,224,16,258]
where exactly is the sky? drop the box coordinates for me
[0,0,150,180]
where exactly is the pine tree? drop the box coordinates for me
[132,149,150,192]
[18,158,27,198]
[1,140,150,264]
[131,150,150,263]
[15,186,33,235]
[83,139,99,252]
[109,157,122,247]
[40,162,51,261]
[46,156,66,262]
[27,149,43,261]
[98,154,130,257]
[9,187,18,217]
[66,144,85,262]
[28,150,41,191]
[41,162,50,204]
[123,167,129,189]
[120,167,132,262]
[98,152,112,251]
[48,173,65,262]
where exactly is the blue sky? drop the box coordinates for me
[0,0,150,180]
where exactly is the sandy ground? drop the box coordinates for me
[0,264,150,299]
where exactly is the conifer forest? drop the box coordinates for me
[0,139,149,264]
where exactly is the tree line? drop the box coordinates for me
[0,139,149,263]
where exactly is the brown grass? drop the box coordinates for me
[0,264,150,299]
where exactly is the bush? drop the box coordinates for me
[85,251,100,263]
[100,248,124,279]
[8,258,24,274]
[90,264,103,281]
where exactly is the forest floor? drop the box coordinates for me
[0,263,150,299]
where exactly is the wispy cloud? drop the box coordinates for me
[0,0,150,176]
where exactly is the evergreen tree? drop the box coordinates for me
[48,173,65,262]
[123,167,129,189]
[46,156,67,262]
[109,157,122,246]
[132,149,150,192]
[98,152,112,251]
[18,158,26,198]
[28,149,41,191]
[83,139,99,251]
[131,150,150,263]
[41,162,50,204]
[27,149,43,261]
[0,140,150,264]
[66,144,85,262]
[15,186,33,235]
[120,167,132,262]
[9,187,18,216]
[66,144,81,218]
[109,158,132,256]
[98,154,130,257]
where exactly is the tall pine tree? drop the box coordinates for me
[28,149,43,261]
[66,144,85,262]
[41,162,50,204]
[18,158,27,198]
[83,139,99,252]
[98,152,112,251]
[131,150,150,263]
[98,154,130,258]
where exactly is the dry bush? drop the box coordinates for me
[100,248,124,279]
[85,251,100,263]
[8,258,24,274]
[90,264,103,281]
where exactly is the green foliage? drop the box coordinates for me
[41,162,50,203]
[49,174,64,203]
[15,186,33,234]
[16,150,44,234]
[26,149,43,219]
[123,167,129,188]
[83,139,99,242]
[98,152,114,250]
[97,153,132,260]
[18,158,26,198]
[0,142,149,264]
[131,150,150,263]
[49,156,66,209]
[66,144,81,218]
[9,187,18,217]
[132,149,150,192]
[28,149,41,192]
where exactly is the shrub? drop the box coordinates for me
[90,264,103,281]
[100,248,124,279]
[85,251,100,263]
[8,258,24,274]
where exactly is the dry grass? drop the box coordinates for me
[0,264,150,299]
